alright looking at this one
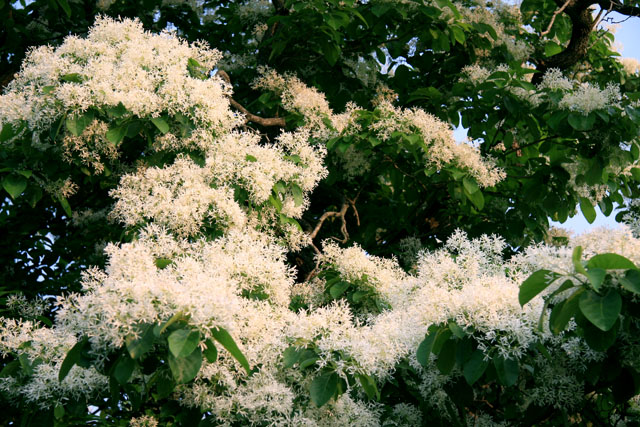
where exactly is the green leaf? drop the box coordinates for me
[448,322,465,338]
[168,328,201,358]
[493,356,519,387]
[54,403,65,419]
[150,116,170,134]
[125,324,155,359]
[59,337,89,382]
[310,372,338,407]
[211,327,251,375]
[462,176,479,194]
[56,0,71,17]
[519,269,560,306]
[579,198,596,224]
[585,268,606,291]
[155,258,173,269]
[321,41,340,66]
[620,269,640,294]
[568,113,596,131]
[579,289,622,331]
[329,281,350,299]
[65,112,93,136]
[417,329,437,367]
[572,246,587,275]
[168,347,202,383]
[283,346,302,368]
[587,253,637,270]
[2,174,27,199]
[549,288,584,334]
[357,374,380,400]
[106,102,128,118]
[544,41,562,57]
[60,73,83,83]
[291,184,304,207]
[464,186,484,210]
[203,339,218,363]
[113,355,135,384]
[0,122,19,142]
[582,319,618,351]
[463,350,489,385]
[436,339,456,374]
[58,196,72,217]
[245,154,258,162]
[106,125,127,145]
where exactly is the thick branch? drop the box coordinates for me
[534,0,596,83]
[216,70,286,127]
[599,0,640,16]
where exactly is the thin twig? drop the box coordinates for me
[541,0,573,37]
[216,70,286,127]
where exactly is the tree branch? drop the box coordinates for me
[541,0,573,36]
[216,70,286,127]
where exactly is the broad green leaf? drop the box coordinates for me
[106,125,127,145]
[59,337,89,382]
[310,372,338,407]
[544,41,562,57]
[65,112,93,136]
[549,288,584,334]
[56,0,71,17]
[579,289,622,331]
[150,116,170,134]
[585,268,606,290]
[463,350,489,385]
[113,355,135,384]
[463,176,479,194]
[155,258,173,269]
[620,269,640,294]
[436,339,456,374]
[432,328,453,354]
[283,346,302,368]
[582,320,618,351]
[168,347,202,383]
[321,41,340,66]
[448,322,465,338]
[519,269,560,306]
[568,112,595,131]
[587,253,637,270]
[579,198,596,224]
[493,356,519,387]
[58,196,72,217]
[60,73,83,83]
[54,403,65,419]
[2,174,27,199]
[329,281,350,299]
[464,186,484,210]
[106,102,127,118]
[203,339,218,363]
[572,246,587,275]
[125,324,155,359]
[211,327,251,375]
[357,374,380,400]
[168,328,200,358]
[291,184,304,206]
[416,327,438,367]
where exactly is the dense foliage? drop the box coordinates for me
[2,0,640,425]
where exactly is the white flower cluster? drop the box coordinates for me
[2,17,636,425]
[0,16,238,135]
[370,101,505,187]
[558,82,622,115]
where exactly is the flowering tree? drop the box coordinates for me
[2,0,640,425]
